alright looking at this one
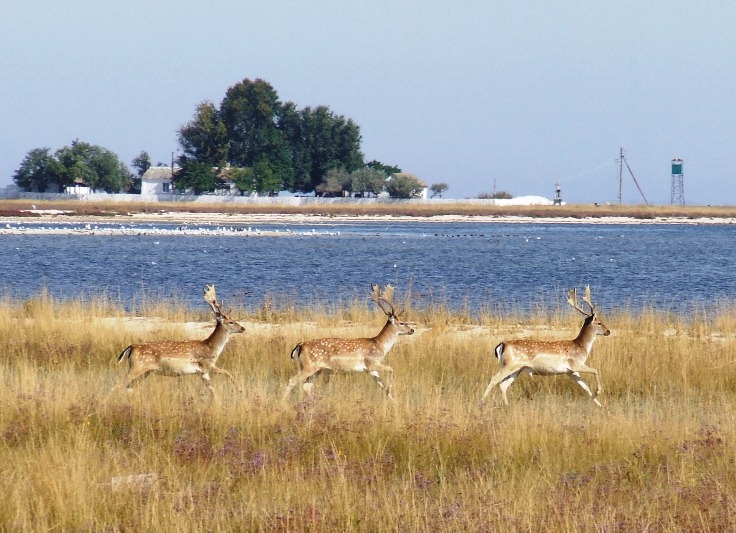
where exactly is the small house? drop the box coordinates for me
[140,166,176,196]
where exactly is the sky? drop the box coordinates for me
[2,1,735,204]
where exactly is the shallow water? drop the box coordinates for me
[1,220,733,315]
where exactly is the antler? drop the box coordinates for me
[203,284,223,316]
[566,285,595,316]
[369,283,402,316]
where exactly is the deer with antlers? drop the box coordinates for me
[281,284,414,402]
[113,285,245,397]
[480,285,610,407]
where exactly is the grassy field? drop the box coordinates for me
[1,293,735,531]
[2,197,736,220]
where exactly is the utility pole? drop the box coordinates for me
[618,147,624,204]
[617,147,649,205]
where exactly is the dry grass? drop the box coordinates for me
[2,198,736,220]
[1,295,736,531]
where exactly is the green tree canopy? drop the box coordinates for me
[349,167,388,197]
[178,101,229,165]
[316,169,351,197]
[12,148,62,192]
[229,166,255,195]
[13,141,131,193]
[385,174,423,199]
[365,160,401,175]
[430,182,449,198]
[177,77,364,195]
[131,151,151,177]
[129,150,151,194]
[173,158,219,195]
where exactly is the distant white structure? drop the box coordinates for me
[64,181,92,196]
[140,166,176,197]
[493,195,555,206]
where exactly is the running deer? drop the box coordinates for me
[480,285,610,407]
[282,284,414,402]
[114,285,245,397]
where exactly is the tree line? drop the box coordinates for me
[12,77,448,198]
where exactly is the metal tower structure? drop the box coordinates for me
[617,148,649,205]
[671,157,685,205]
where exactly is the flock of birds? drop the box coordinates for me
[2,222,340,237]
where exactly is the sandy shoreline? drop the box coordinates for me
[0,210,734,236]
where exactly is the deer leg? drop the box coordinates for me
[123,367,155,392]
[208,365,234,381]
[303,369,331,394]
[282,369,320,402]
[480,366,522,405]
[367,363,394,399]
[568,367,603,406]
[199,372,216,394]
[570,363,602,396]
[498,369,523,405]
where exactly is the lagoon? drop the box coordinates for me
[1,220,733,315]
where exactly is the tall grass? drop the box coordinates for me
[3,198,736,221]
[1,295,735,531]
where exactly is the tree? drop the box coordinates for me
[173,158,218,194]
[365,160,401,175]
[220,79,291,171]
[253,159,284,194]
[178,102,229,165]
[55,141,132,193]
[385,174,423,199]
[131,151,151,177]
[129,151,151,193]
[430,182,449,198]
[299,106,363,193]
[349,167,388,197]
[14,141,131,193]
[229,166,255,195]
[12,148,62,192]
[278,101,311,192]
[177,77,366,194]
[316,169,351,197]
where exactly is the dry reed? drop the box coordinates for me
[3,198,736,221]
[1,295,735,531]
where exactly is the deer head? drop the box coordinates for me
[567,285,609,337]
[369,283,413,335]
[203,284,245,332]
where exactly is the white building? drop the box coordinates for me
[140,166,175,197]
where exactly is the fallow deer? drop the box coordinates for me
[113,284,245,397]
[480,285,610,406]
[282,284,414,401]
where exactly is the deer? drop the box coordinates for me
[281,284,414,402]
[480,285,610,407]
[112,284,245,397]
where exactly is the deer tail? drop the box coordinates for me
[290,344,301,360]
[494,342,505,365]
[117,345,133,364]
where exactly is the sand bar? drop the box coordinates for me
[0,209,734,236]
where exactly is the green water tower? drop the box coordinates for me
[671,157,684,205]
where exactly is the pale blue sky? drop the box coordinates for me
[2,1,735,204]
